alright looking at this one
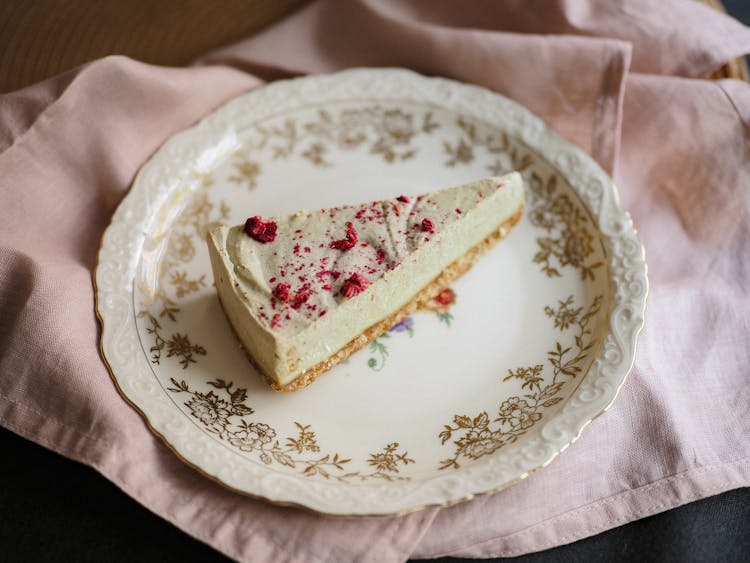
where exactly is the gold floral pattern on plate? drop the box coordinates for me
[137,190,228,363]
[527,172,603,280]
[225,106,441,187]
[167,378,414,481]
[136,313,206,369]
[438,295,602,470]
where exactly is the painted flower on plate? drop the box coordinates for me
[186,391,231,434]
[497,397,541,430]
[382,109,414,143]
[389,316,414,333]
[229,421,277,451]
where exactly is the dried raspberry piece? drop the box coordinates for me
[244,216,277,243]
[316,269,340,281]
[330,222,358,251]
[340,273,370,297]
[421,218,436,233]
[272,283,290,302]
[397,195,410,203]
[290,287,312,310]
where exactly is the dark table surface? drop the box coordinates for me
[1,426,748,562]
[3,2,749,562]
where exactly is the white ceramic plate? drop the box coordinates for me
[95,68,647,516]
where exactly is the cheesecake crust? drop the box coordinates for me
[230,205,523,392]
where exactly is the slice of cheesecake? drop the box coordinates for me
[207,173,524,391]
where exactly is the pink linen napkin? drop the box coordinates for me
[2,1,749,561]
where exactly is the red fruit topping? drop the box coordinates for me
[330,222,358,251]
[455,208,462,214]
[393,204,401,216]
[421,217,436,233]
[397,195,410,203]
[244,216,277,243]
[290,287,312,310]
[375,248,386,264]
[272,283,291,302]
[316,269,340,280]
[341,273,370,297]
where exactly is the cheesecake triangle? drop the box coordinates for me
[207,173,524,391]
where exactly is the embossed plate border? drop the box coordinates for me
[95,68,647,516]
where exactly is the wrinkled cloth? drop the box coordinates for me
[1,1,749,561]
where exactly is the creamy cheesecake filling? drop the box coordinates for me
[208,173,524,387]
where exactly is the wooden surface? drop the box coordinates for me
[0,0,746,92]
[0,0,307,93]
[703,0,750,80]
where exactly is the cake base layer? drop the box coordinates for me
[226,206,523,392]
